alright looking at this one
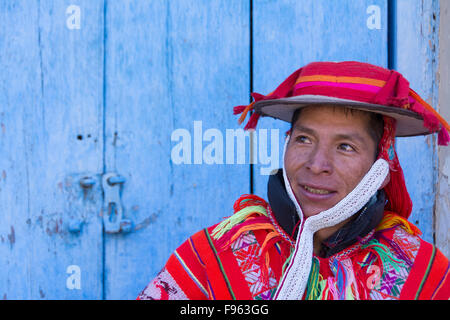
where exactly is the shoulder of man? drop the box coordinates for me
[137,194,279,300]
[369,215,450,300]
[399,232,449,300]
[136,227,212,300]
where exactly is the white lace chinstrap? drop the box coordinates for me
[274,136,390,300]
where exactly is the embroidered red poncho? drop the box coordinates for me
[137,194,450,300]
[138,62,450,300]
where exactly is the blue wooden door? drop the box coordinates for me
[0,0,441,299]
[102,0,250,299]
[0,0,104,299]
[395,0,440,244]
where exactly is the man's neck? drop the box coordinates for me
[268,169,386,258]
[312,217,353,255]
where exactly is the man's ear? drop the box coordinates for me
[379,171,390,190]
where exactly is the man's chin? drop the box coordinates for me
[299,201,341,218]
[301,207,328,218]
[294,186,341,216]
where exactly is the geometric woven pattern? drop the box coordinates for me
[392,227,420,263]
[137,268,188,300]
[367,228,420,299]
[231,231,278,300]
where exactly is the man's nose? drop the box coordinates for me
[305,146,333,174]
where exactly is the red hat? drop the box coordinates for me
[235,61,449,144]
[234,61,450,219]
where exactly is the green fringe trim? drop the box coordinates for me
[211,205,268,240]
[361,238,407,273]
[305,257,322,300]
[281,247,295,276]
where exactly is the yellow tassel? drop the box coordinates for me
[376,212,421,236]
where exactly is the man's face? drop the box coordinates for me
[285,105,378,218]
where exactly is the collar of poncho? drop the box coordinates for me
[267,169,386,258]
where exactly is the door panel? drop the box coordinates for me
[0,0,441,300]
[103,0,250,299]
[0,0,104,299]
[395,0,439,243]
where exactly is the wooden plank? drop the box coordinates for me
[395,0,439,244]
[436,0,449,258]
[103,0,250,299]
[252,0,388,197]
[0,0,104,299]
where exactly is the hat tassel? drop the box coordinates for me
[233,101,261,131]
[233,105,248,115]
[244,112,261,131]
[438,127,450,146]
[233,68,304,130]
[408,89,450,146]
[234,101,256,125]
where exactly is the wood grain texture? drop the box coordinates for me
[436,0,449,258]
[103,0,250,299]
[395,0,439,244]
[0,0,104,299]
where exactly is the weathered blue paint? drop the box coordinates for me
[0,0,442,300]
[394,0,440,244]
[102,0,250,299]
[0,0,104,299]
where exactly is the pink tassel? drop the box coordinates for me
[234,68,303,130]
[251,92,267,101]
[233,105,247,115]
[421,110,441,131]
[244,112,261,130]
[409,100,440,132]
[438,127,450,146]
[328,278,339,300]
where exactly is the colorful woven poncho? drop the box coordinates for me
[137,194,449,300]
[138,62,449,300]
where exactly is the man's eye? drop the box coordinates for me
[296,136,311,144]
[338,143,355,152]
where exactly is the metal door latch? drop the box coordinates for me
[101,172,132,233]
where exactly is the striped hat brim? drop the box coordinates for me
[254,95,427,137]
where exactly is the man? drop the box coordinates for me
[138,61,450,300]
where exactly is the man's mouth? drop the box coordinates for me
[302,185,334,195]
[303,186,331,194]
[296,183,339,216]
